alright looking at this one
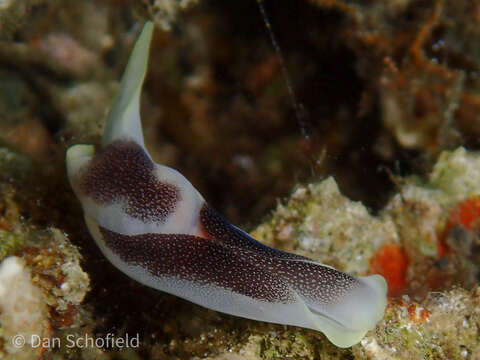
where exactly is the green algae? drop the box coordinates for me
[0,230,25,259]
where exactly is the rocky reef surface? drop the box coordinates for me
[0,0,479,359]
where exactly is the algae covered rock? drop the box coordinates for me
[356,287,480,360]
[253,177,399,275]
[430,147,480,204]
[245,146,480,359]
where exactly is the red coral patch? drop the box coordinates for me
[451,197,480,229]
[370,244,409,297]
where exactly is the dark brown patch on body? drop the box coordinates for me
[200,204,305,260]
[81,140,179,222]
[100,227,293,303]
[199,204,359,304]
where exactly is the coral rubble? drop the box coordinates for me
[0,256,49,360]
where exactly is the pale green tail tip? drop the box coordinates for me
[102,21,154,149]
